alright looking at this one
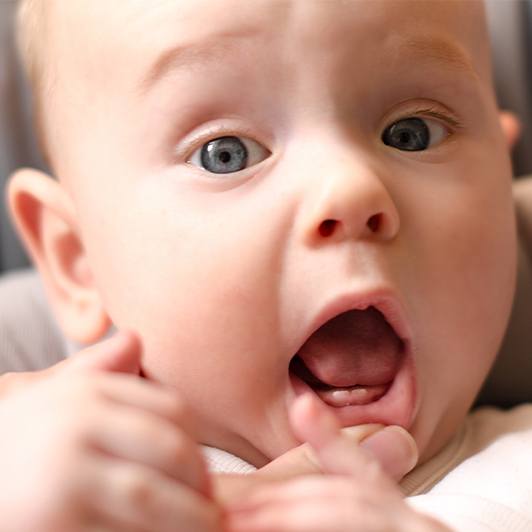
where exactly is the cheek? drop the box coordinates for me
[400,156,516,459]
[405,157,516,412]
[80,186,287,394]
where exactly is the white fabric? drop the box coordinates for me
[202,446,256,475]
[406,405,532,531]
[205,405,532,532]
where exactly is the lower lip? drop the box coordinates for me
[289,351,417,430]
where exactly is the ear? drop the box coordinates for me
[6,168,112,344]
[499,110,521,150]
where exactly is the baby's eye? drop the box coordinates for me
[188,136,270,174]
[381,117,448,151]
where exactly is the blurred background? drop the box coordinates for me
[0,0,531,273]
[1,0,47,273]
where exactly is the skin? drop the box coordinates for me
[6,0,517,528]
[0,333,219,532]
[0,331,420,532]
[227,393,450,532]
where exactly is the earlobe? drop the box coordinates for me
[6,168,112,345]
[499,111,521,150]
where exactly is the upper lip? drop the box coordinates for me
[291,287,413,359]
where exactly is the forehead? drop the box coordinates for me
[51,0,489,82]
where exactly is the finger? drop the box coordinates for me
[89,404,210,496]
[292,394,418,480]
[329,423,417,481]
[256,422,383,481]
[0,371,42,398]
[0,332,140,400]
[55,330,142,375]
[289,394,403,481]
[218,422,387,506]
[228,501,344,532]
[360,425,418,481]
[230,475,355,509]
[84,516,148,532]
[229,501,377,532]
[93,374,200,438]
[0,331,140,398]
[227,477,363,531]
[83,456,220,532]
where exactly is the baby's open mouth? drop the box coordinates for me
[289,307,405,408]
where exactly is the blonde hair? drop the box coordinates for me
[17,0,46,94]
[16,0,52,166]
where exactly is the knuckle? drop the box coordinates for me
[120,469,155,509]
[301,445,323,473]
[365,457,385,481]
[160,429,190,462]
[0,372,27,395]
[48,389,100,443]
[54,418,92,454]
[164,393,188,422]
[1,371,15,384]
[57,373,92,400]
[0,372,15,395]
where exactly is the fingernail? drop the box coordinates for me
[360,425,418,481]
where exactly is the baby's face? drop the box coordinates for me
[48,0,516,466]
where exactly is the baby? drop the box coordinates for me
[3,0,532,530]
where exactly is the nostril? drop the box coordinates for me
[319,219,337,237]
[367,214,381,233]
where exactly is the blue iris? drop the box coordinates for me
[382,118,430,151]
[200,136,249,174]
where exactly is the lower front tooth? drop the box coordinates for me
[331,387,369,402]
[316,384,388,407]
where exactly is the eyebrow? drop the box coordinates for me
[139,32,255,94]
[140,33,479,94]
[397,36,479,79]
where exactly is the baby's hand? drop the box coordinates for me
[0,329,143,398]
[256,420,417,482]
[226,394,450,532]
[216,401,417,506]
[0,332,220,532]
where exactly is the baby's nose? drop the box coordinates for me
[297,148,400,246]
[317,213,383,239]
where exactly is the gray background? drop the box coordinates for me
[0,0,47,272]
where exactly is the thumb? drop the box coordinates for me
[358,425,418,481]
[290,393,418,481]
[53,330,142,375]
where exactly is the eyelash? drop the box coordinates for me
[392,106,464,131]
[178,105,464,163]
[178,123,264,163]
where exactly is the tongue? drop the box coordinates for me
[297,307,402,388]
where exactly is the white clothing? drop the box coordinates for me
[204,405,532,532]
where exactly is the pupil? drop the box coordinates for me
[399,132,411,145]
[219,151,231,164]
